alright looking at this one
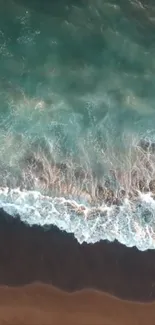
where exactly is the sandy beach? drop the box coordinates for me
[0,209,155,324]
[1,209,155,302]
[0,284,155,325]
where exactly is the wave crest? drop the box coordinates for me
[1,134,155,251]
[0,187,155,251]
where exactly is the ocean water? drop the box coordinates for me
[1,0,155,250]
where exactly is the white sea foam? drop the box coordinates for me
[0,187,155,251]
[1,0,155,252]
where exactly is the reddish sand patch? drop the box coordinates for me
[0,283,155,325]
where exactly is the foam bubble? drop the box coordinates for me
[0,187,155,251]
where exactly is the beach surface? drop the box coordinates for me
[0,284,155,325]
[0,209,155,324]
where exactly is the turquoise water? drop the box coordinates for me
[1,0,155,250]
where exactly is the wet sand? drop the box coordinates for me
[0,284,155,325]
[1,208,155,302]
[1,208,155,324]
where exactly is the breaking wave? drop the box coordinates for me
[1,1,155,251]
[1,185,155,251]
[1,128,155,251]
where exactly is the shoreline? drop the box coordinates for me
[0,208,155,302]
[0,283,155,325]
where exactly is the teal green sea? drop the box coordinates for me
[0,0,155,250]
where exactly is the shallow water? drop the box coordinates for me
[1,0,155,250]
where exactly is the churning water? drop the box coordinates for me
[1,0,155,250]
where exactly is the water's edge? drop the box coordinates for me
[0,186,155,251]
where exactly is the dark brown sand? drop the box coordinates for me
[1,208,155,302]
[0,284,155,325]
[1,208,155,324]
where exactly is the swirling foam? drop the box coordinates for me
[1,1,155,252]
[0,187,155,251]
